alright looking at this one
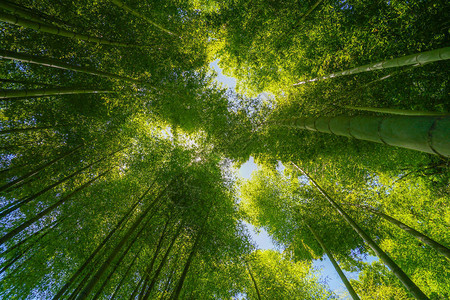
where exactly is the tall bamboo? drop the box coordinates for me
[0,50,144,85]
[0,11,139,47]
[342,105,449,116]
[294,47,450,85]
[92,235,144,300]
[52,181,155,300]
[277,115,450,157]
[0,218,61,258]
[0,168,112,246]
[354,205,450,260]
[109,247,143,299]
[245,261,262,300]
[75,182,172,299]
[171,229,203,300]
[110,0,177,36]
[0,87,113,99]
[171,204,212,300]
[0,226,53,273]
[141,222,183,300]
[0,144,83,193]
[0,147,124,219]
[292,163,428,299]
[138,218,171,299]
[305,223,360,300]
[0,0,75,28]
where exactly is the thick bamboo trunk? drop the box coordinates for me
[142,222,183,300]
[292,163,428,299]
[52,181,155,299]
[0,87,113,99]
[0,144,83,193]
[358,205,450,260]
[294,47,450,85]
[110,0,176,36]
[245,262,262,300]
[0,50,143,85]
[0,11,138,47]
[75,182,171,299]
[278,115,450,157]
[305,223,360,300]
[0,168,112,246]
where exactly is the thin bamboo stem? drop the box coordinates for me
[0,87,113,99]
[306,223,360,300]
[110,0,177,36]
[294,47,450,85]
[0,50,146,86]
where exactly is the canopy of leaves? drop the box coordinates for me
[1,0,448,299]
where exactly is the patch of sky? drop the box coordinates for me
[276,160,285,173]
[210,60,237,90]
[238,156,257,179]
[209,60,275,116]
[160,126,173,141]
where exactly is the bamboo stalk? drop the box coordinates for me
[75,182,172,299]
[110,0,177,36]
[0,11,139,47]
[0,0,75,28]
[52,180,155,300]
[0,147,124,219]
[0,50,145,85]
[0,144,83,193]
[306,222,360,300]
[141,222,183,300]
[245,261,262,300]
[292,163,429,300]
[109,246,143,299]
[0,168,113,246]
[276,115,450,157]
[294,47,450,85]
[355,205,450,260]
[342,105,449,116]
[0,87,113,99]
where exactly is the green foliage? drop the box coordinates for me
[1,1,449,299]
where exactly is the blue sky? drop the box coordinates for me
[209,61,377,298]
[236,158,369,298]
[210,60,237,90]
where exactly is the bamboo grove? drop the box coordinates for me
[0,0,449,299]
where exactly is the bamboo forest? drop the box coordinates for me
[0,0,449,299]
